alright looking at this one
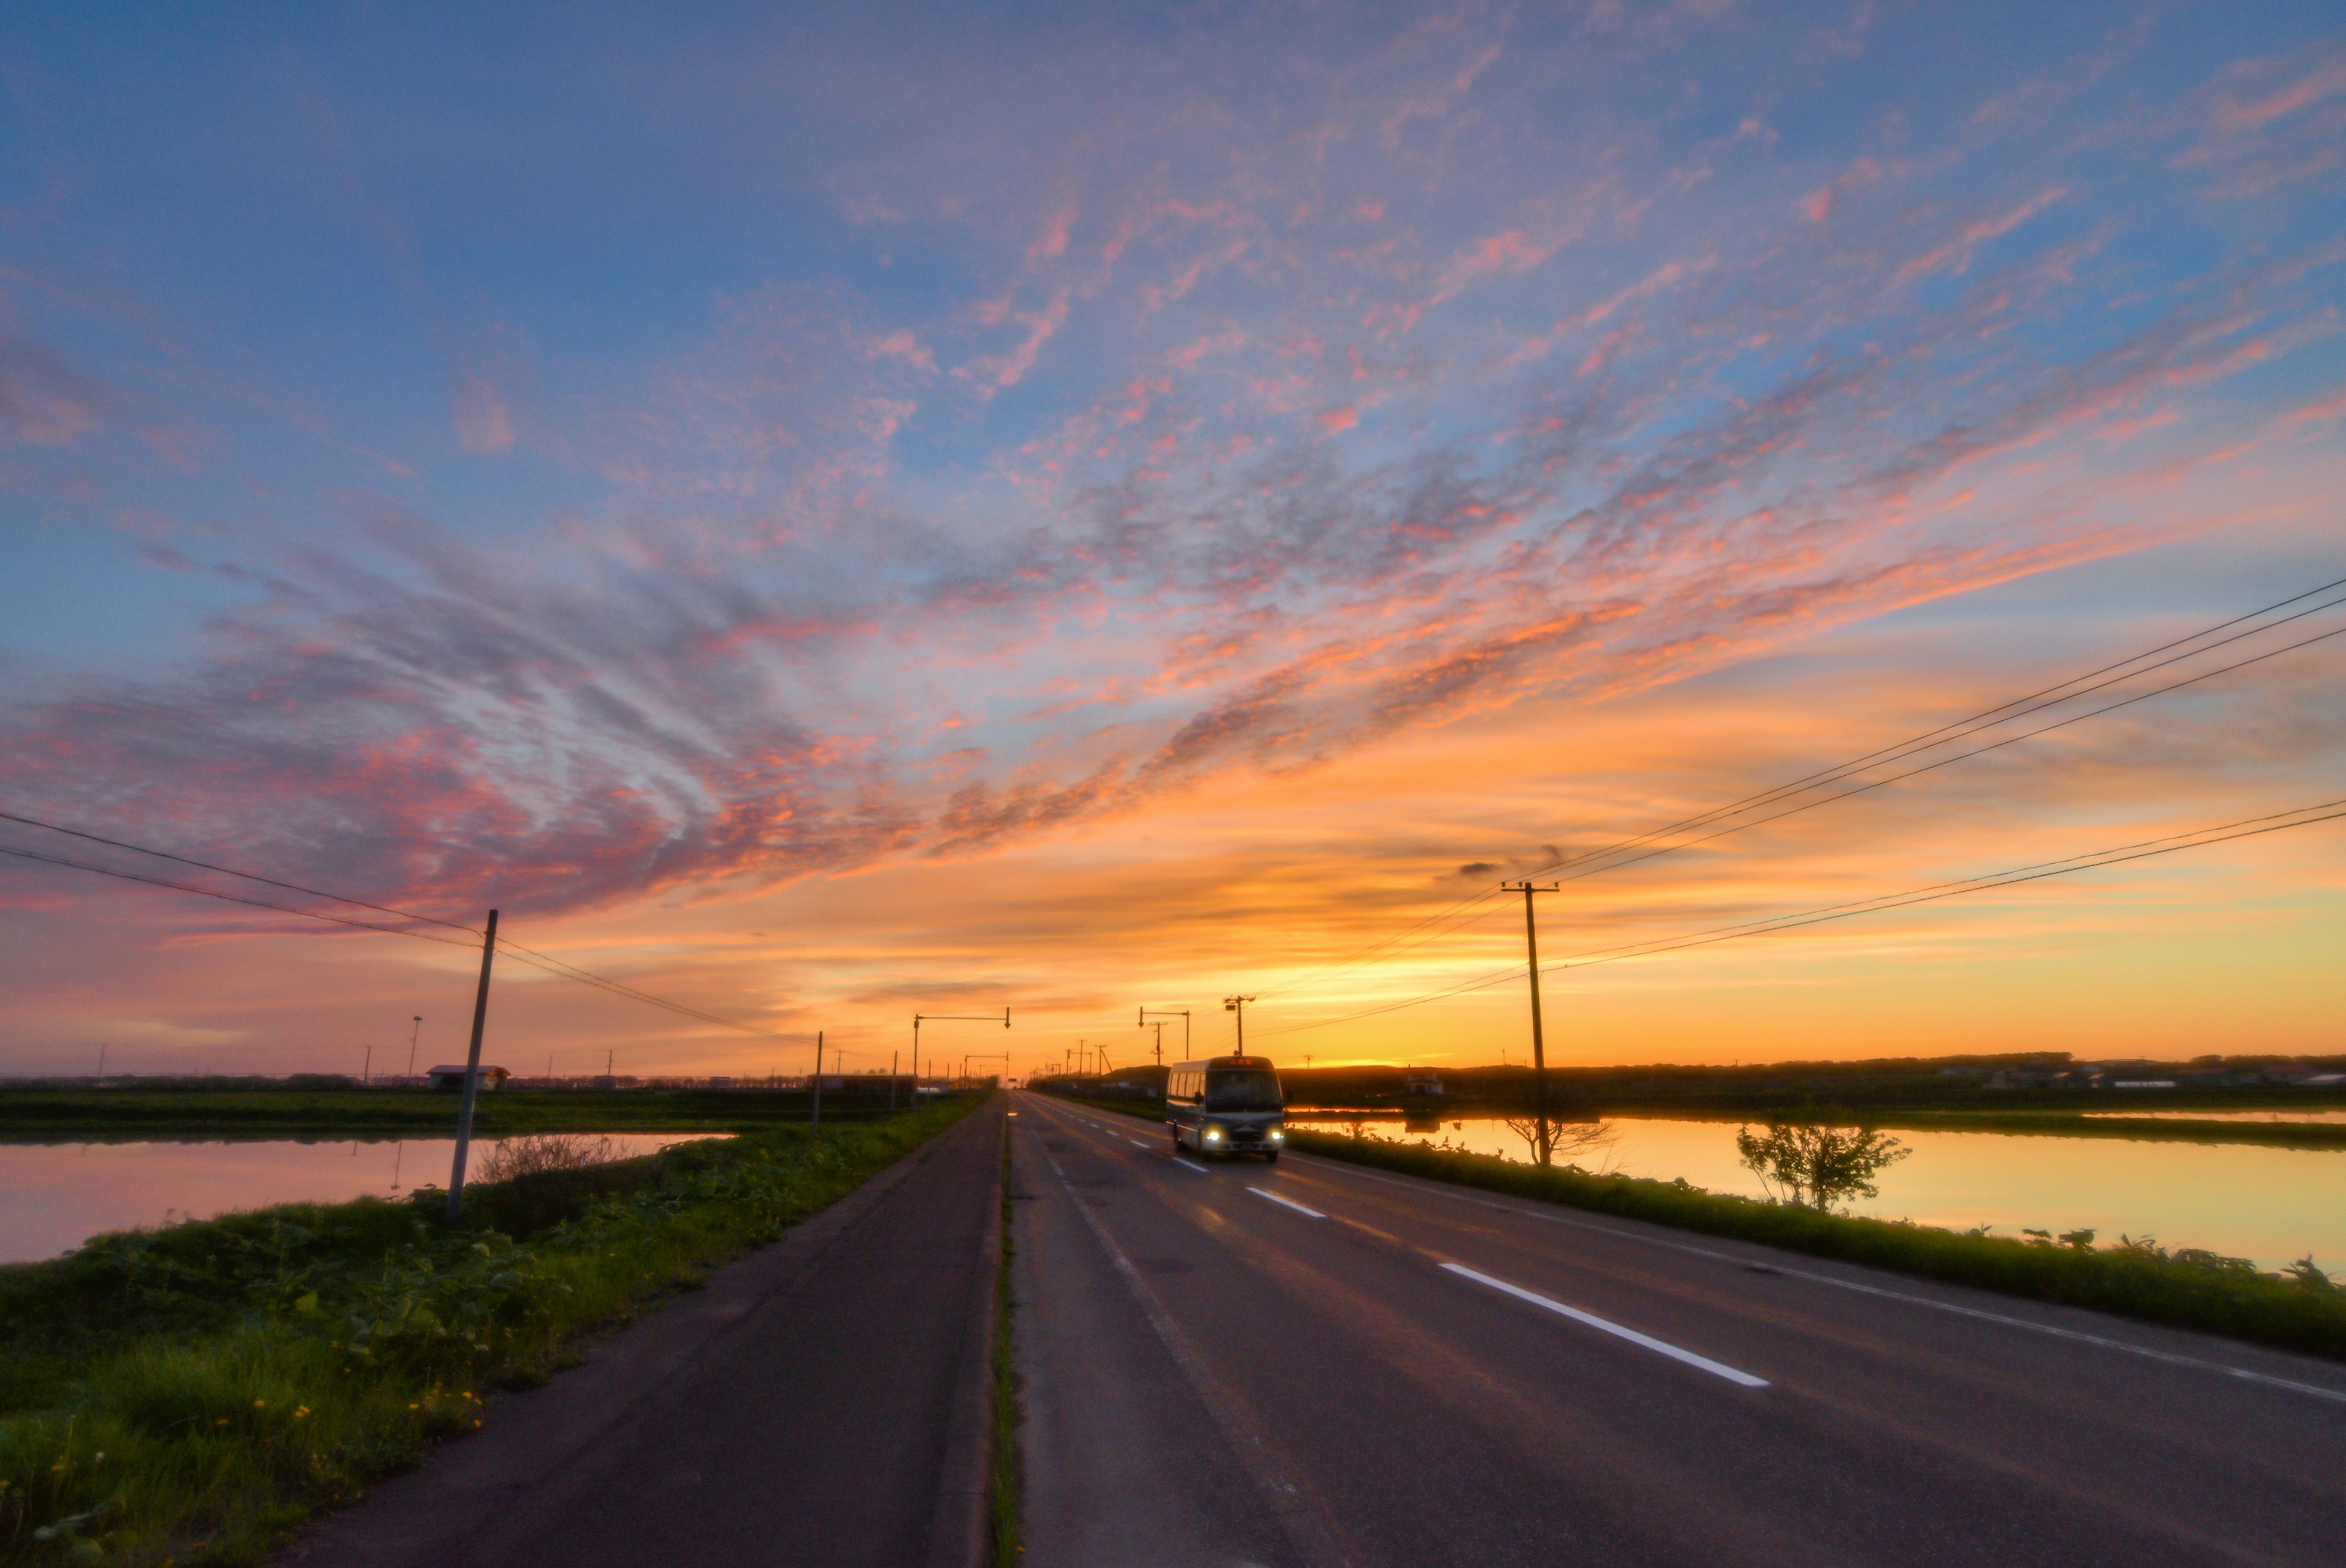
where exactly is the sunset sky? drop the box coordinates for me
[2,2,2342,1083]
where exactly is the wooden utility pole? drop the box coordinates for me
[1502,882,1559,1166]
[1223,995,1257,1056]
[445,909,500,1221]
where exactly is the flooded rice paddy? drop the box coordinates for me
[0,1134,724,1264]
[1286,1112,2346,1272]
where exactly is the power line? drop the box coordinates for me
[0,828,810,1048]
[0,844,483,949]
[1251,795,2346,1038]
[1524,580,2346,886]
[1541,616,2346,889]
[0,809,478,935]
[1259,575,2346,997]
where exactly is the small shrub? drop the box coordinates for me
[476,1134,617,1183]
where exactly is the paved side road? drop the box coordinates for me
[1012,1092,2346,1568]
[287,1099,1005,1568]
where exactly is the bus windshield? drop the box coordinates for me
[1205,1069,1282,1111]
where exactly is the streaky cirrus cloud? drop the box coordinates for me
[0,1,2340,951]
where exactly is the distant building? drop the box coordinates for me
[426,1064,510,1092]
[1403,1071,1445,1096]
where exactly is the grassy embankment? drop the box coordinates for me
[0,1087,908,1140]
[0,1097,979,1566]
[1050,1093,2346,1364]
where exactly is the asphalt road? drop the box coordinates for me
[1010,1092,2346,1568]
[290,1098,1006,1568]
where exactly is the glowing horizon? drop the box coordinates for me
[2,4,2342,1084]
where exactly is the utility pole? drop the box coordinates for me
[97,1043,106,1082]
[890,1050,901,1110]
[1139,1007,1190,1061]
[1502,881,1560,1167]
[1146,1020,1165,1064]
[445,909,500,1222]
[407,1015,422,1082]
[362,1041,372,1086]
[1223,995,1257,1056]
[811,1031,824,1130]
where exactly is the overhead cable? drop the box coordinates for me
[1259,575,2346,997]
[1251,795,2346,1038]
[0,826,807,1046]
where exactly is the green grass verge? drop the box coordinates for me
[987,1121,1020,1567]
[0,1098,979,1566]
[1045,1092,2346,1365]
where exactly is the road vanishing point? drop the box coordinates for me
[290,1094,2346,1567]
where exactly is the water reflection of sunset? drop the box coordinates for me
[1287,1117,2346,1272]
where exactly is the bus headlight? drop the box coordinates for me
[1269,1128,1285,1142]
[1204,1128,1223,1141]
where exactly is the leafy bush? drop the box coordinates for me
[1733,1120,1909,1209]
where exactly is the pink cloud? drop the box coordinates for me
[1893,186,2069,285]
[957,287,1072,398]
[451,373,516,454]
[866,329,938,374]
[1028,203,1076,263]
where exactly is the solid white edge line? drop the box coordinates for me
[1248,1186,1326,1219]
[1128,1138,1150,1148]
[1442,1262,1770,1388]
[1301,1155,2346,1406]
[1174,1157,1210,1173]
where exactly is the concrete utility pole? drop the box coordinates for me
[811,1031,824,1130]
[446,909,500,1222]
[1223,995,1257,1056]
[407,1016,422,1081]
[1146,1020,1166,1064]
[1140,1007,1190,1060]
[1502,881,1560,1167]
